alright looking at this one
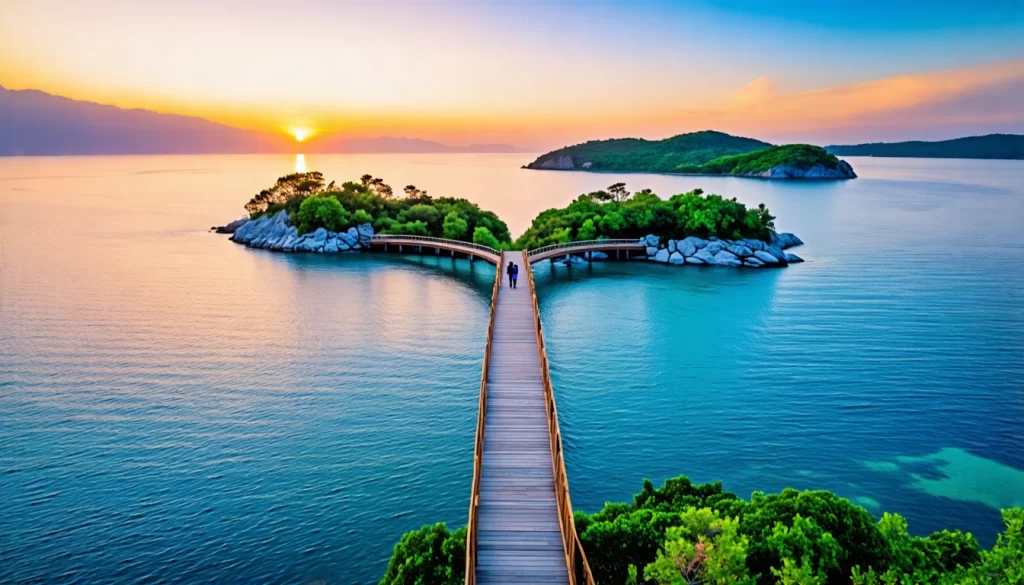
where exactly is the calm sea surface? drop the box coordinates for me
[1,154,1023,584]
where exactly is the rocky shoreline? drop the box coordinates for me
[217,211,804,268]
[226,210,375,252]
[629,232,804,267]
[526,157,855,179]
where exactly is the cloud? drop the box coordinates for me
[678,59,1024,143]
[727,77,777,107]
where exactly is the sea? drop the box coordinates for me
[1,153,1022,584]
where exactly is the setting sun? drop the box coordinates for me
[291,128,313,142]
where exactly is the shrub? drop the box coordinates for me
[472,226,500,249]
[442,212,468,240]
[296,195,350,235]
[352,209,373,225]
[379,523,465,585]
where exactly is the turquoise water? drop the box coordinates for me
[1,154,1023,584]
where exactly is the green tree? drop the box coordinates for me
[352,209,374,225]
[296,195,350,235]
[644,507,754,585]
[406,204,442,226]
[245,172,326,215]
[472,226,500,249]
[379,523,465,585]
[443,211,469,240]
[577,218,597,240]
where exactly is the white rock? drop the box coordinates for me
[704,241,726,255]
[694,248,716,263]
[668,251,684,265]
[357,223,374,245]
[338,232,358,248]
[754,250,780,264]
[771,231,804,250]
[679,236,706,256]
[589,251,608,260]
[347,227,359,242]
[644,234,660,247]
[562,255,585,265]
[784,253,804,263]
[667,240,677,253]
[646,246,659,256]
[653,248,670,263]
[744,256,765,267]
[324,237,339,253]
[685,256,705,265]
[712,250,742,266]
[727,243,753,257]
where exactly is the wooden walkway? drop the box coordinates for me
[474,251,570,585]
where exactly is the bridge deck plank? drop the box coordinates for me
[475,251,569,585]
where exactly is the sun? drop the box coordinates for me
[291,128,313,142]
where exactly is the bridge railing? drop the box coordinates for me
[371,234,500,257]
[465,254,503,585]
[527,238,643,258]
[522,251,596,585]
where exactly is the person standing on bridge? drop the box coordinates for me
[506,261,515,288]
[511,264,519,289]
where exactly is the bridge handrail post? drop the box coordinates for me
[521,251,596,585]
[370,234,500,258]
[465,254,503,585]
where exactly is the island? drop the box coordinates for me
[223,172,513,252]
[218,175,804,268]
[524,130,856,179]
[379,473,1021,585]
[826,133,1024,160]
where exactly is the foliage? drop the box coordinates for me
[245,172,327,216]
[296,195,350,235]
[679,145,842,175]
[525,130,772,173]
[381,475,1021,585]
[442,211,469,240]
[241,173,511,244]
[472,226,500,249]
[378,523,465,585]
[826,134,1024,160]
[643,508,754,585]
[513,185,775,249]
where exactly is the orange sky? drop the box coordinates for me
[2,0,1022,147]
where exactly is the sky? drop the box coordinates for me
[1,0,1022,148]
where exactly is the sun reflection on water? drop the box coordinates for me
[295,154,306,173]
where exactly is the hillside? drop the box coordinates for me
[0,84,283,155]
[683,144,856,178]
[0,84,523,156]
[525,131,855,179]
[525,131,771,172]
[826,134,1024,160]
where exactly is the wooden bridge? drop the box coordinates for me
[370,235,645,267]
[465,251,594,585]
[365,236,652,582]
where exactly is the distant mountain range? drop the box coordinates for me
[0,84,522,155]
[826,134,1024,160]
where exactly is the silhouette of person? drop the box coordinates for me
[506,261,515,288]
[511,264,519,289]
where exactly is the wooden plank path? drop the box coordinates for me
[474,251,570,585]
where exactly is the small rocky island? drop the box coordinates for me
[525,130,856,179]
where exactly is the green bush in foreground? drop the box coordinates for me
[379,523,465,585]
[381,475,1022,585]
